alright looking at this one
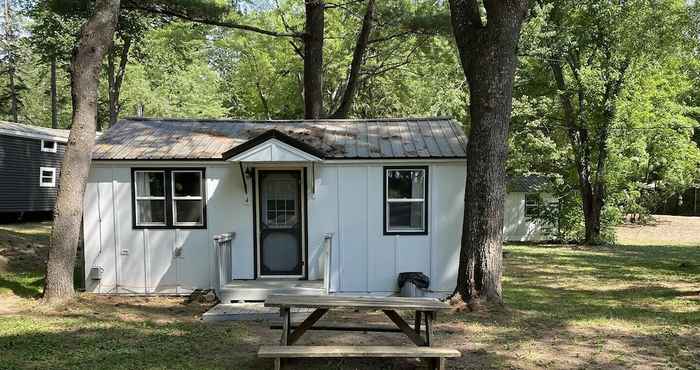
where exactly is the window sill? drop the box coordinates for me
[133,225,207,230]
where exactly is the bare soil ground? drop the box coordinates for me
[0,218,698,369]
[616,215,700,246]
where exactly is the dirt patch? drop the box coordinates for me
[616,215,700,246]
[0,222,51,274]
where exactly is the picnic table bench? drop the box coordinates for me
[258,294,460,370]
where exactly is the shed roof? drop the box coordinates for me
[507,175,551,193]
[0,121,70,143]
[92,117,467,160]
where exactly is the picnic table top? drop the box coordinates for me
[264,294,452,311]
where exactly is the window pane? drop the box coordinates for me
[175,200,203,224]
[137,200,166,224]
[135,172,164,197]
[173,172,202,197]
[387,170,424,199]
[388,202,424,230]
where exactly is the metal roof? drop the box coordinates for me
[92,117,467,160]
[0,121,70,143]
[507,175,551,193]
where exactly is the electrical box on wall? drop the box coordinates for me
[89,266,103,280]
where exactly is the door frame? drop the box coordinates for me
[253,167,308,279]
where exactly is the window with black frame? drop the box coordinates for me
[524,193,540,218]
[384,167,427,234]
[133,169,205,228]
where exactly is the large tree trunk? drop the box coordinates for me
[43,0,121,303]
[303,0,324,119]
[50,55,58,129]
[330,0,374,119]
[449,0,528,304]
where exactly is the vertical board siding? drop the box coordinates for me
[83,161,466,295]
[306,165,339,289]
[503,192,554,242]
[0,135,65,212]
[83,164,250,293]
[313,162,465,294]
[337,166,369,292]
[430,165,465,292]
[366,166,395,292]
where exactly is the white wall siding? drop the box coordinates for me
[308,163,465,294]
[429,165,465,292]
[503,192,554,242]
[84,160,466,295]
[83,163,250,293]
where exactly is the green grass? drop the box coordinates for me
[0,272,44,297]
[0,220,698,369]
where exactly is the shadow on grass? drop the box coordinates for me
[0,273,44,298]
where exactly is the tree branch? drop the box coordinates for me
[124,1,303,38]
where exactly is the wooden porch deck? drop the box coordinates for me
[217,279,324,303]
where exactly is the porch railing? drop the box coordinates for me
[322,233,334,293]
[213,232,235,290]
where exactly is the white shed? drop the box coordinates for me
[503,175,556,242]
[83,117,467,302]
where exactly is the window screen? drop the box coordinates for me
[134,171,166,226]
[172,171,204,225]
[385,168,427,234]
[525,193,540,218]
[132,169,206,228]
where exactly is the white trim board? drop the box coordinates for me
[228,138,322,163]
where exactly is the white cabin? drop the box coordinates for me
[83,117,467,301]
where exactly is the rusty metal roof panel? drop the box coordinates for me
[92,117,467,160]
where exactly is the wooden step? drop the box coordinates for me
[258,345,461,358]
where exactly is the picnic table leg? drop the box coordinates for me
[424,311,433,347]
[414,311,422,335]
[280,307,291,345]
[383,310,427,346]
[277,307,290,370]
[431,357,445,370]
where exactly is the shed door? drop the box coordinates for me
[257,171,304,277]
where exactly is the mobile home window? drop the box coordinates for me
[525,193,540,218]
[132,169,206,229]
[39,167,56,187]
[384,167,428,235]
[41,140,57,153]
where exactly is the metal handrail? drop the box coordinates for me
[322,233,334,293]
[213,232,235,290]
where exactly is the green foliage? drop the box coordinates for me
[512,0,700,243]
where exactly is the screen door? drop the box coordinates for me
[257,171,303,277]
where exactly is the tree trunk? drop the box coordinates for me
[43,0,121,303]
[330,0,374,119]
[449,0,528,305]
[303,0,324,119]
[51,55,59,129]
[8,66,18,122]
[4,0,18,122]
[108,37,131,128]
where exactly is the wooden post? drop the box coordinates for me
[431,357,446,370]
[277,306,290,370]
[281,307,290,345]
[424,311,433,347]
[414,311,422,335]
